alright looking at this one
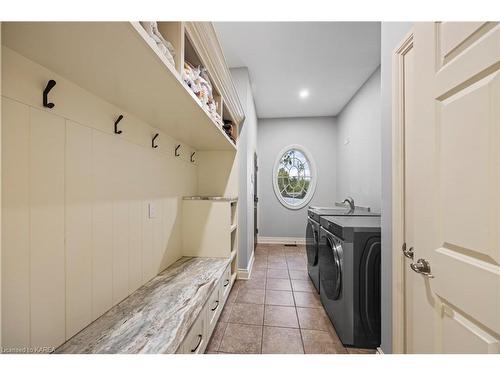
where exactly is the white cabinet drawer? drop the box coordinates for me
[176,266,232,354]
[207,285,221,336]
[220,265,232,302]
[180,308,207,354]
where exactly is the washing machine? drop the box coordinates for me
[318,215,381,348]
[306,206,378,293]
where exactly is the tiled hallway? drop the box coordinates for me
[206,244,376,354]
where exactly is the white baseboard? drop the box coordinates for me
[237,251,255,280]
[257,236,306,245]
[376,347,384,354]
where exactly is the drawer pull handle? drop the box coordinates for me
[223,280,230,287]
[190,334,203,353]
[211,300,220,311]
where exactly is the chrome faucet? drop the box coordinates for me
[343,196,355,211]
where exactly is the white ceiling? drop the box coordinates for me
[214,22,381,119]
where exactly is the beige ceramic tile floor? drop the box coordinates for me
[205,244,376,354]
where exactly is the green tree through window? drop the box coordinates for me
[276,149,312,206]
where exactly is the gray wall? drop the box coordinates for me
[380,22,412,354]
[336,67,381,213]
[257,117,337,238]
[231,68,258,270]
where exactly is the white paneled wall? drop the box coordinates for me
[30,107,66,348]
[1,48,198,349]
[2,98,30,348]
[65,121,92,337]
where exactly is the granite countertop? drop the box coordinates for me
[55,257,229,354]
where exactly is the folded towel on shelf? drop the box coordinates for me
[183,62,224,128]
[183,62,202,93]
[140,21,176,68]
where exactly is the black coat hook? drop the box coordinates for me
[175,144,181,157]
[43,80,56,109]
[114,115,123,134]
[191,152,196,163]
[152,133,159,149]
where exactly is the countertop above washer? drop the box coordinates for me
[320,216,381,239]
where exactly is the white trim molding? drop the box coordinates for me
[391,29,414,355]
[258,236,306,245]
[237,251,255,280]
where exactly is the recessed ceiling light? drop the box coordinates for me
[299,89,309,99]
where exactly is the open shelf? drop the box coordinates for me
[230,202,237,227]
[2,22,236,151]
[183,31,225,134]
[222,101,238,144]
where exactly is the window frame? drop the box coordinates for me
[272,144,317,210]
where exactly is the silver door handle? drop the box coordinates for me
[402,243,414,260]
[410,258,434,278]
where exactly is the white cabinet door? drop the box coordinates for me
[207,284,222,337]
[180,306,208,354]
[220,265,232,303]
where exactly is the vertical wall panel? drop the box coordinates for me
[152,201,164,275]
[141,151,155,283]
[128,141,143,294]
[151,157,166,274]
[142,201,154,283]
[128,200,143,293]
[162,197,182,270]
[91,130,113,319]
[1,98,30,348]
[112,200,129,304]
[65,121,92,339]
[111,139,130,304]
[29,107,65,348]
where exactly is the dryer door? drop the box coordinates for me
[320,233,343,300]
[359,236,381,344]
[332,238,343,300]
[306,217,319,266]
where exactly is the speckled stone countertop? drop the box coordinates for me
[55,257,229,354]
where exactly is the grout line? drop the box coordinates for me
[261,268,267,354]
[291,263,306,354]
[215,317,229,352]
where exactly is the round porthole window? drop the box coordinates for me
[272,145,317,210]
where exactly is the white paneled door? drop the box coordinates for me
[404,22,500,353]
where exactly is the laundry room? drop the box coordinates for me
[1,3,499,370]
[0,20,385,355]
[216,21,384,354]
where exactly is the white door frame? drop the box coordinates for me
[391,30,414,354]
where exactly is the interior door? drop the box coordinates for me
[406,22,500,353]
